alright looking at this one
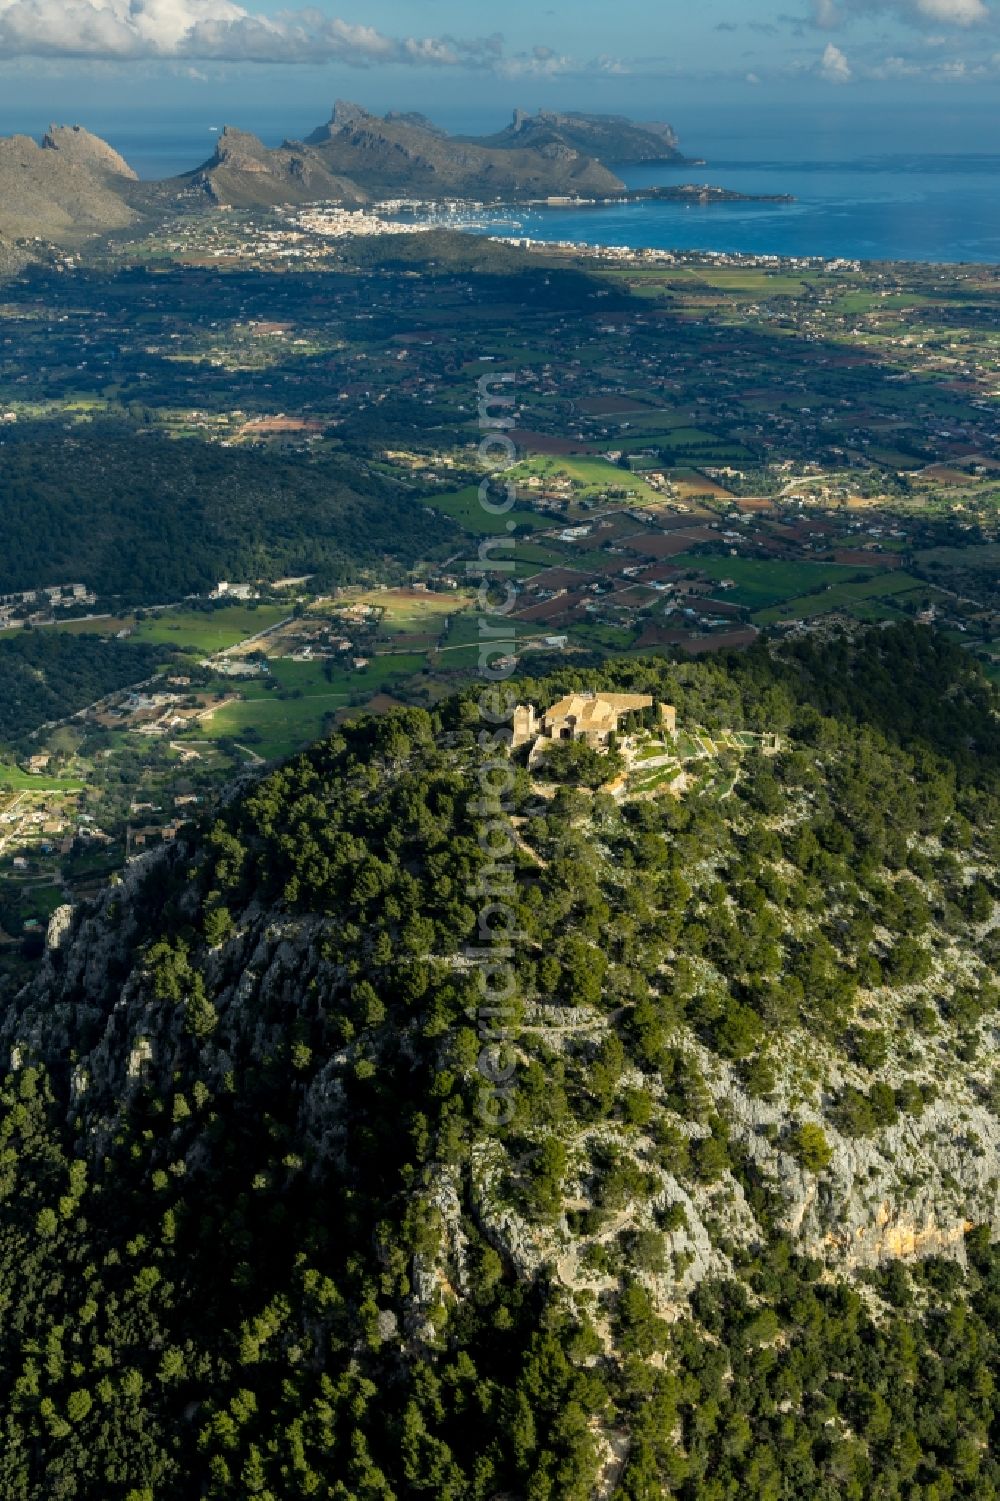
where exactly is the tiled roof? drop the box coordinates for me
[544,692,653,729]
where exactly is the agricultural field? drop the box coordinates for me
[1,233,998,938]
[752,570,927,626]
[129,605,289,655]
[423,486,552,536]
[369,590,471,641]
[0,766,84,793]
[196,653,428,760]
[668,554,869,611]
[513,455,666,506]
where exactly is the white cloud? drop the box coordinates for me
[496,45,576,77]
[0,0,504,64]
[914,0,989,19]
[832,41,999,77]
[481,44,643,79]
[868,52,921,71]
[819,40,853,78]
[811,0,990,26]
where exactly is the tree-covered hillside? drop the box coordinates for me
[0,424,455,603]
[0,632,168,743]
[1,625,999,1499]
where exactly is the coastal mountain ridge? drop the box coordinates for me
[41,123,137,181]
[0,103,693,242]
[480,106,686,162]
[293,99,627,198]
[180,124,369,209]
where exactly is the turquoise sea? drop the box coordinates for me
[2,107,999,264]
[474,157,1000,265]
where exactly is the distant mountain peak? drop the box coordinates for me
[41,124,137,181]
[331,100,374,129]
[212,126,270,162]
[301,103,626,196]
[384,110,447,137]
[0,124,138,242]
[496,107,683,162]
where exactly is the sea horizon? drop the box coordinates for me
[2,104,999,264]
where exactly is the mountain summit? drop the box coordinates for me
[0,126,138,240]
[181,125,367,208]
[1,629,999,1496]
[41,124,138,181]
[488,107,685,162]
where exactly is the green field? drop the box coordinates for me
[130,605,289,654]
[0,766,83,793]
[198,654,427,759]
[424,487,552,536]
[429,644,482,670]
[567,621,637,651]
[507,542,569,566]
[669,554,866,611]
[318,589,472,643]
[753,571,925,626]
[438,612,485,652]
[196,693,350,761]
[518,456,665,505]
[603,266,818,298]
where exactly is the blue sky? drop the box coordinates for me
[0,0,997,147]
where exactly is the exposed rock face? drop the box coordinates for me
[42,124,138,180]
[460,1031,1000,1321]
[7,837,998,1331]
[301,100,627,197]
[723,1057,1000,1272]
[184,126,367,207]
[328,99,372,132]
[0,129,137,241]
[383,110,448,138]
[45,904,74,953]
[493,107,684,163]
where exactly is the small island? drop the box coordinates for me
[530,184,796,208]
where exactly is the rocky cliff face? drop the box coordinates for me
[182,126,367,207]
[41,124,137,181]
[456,1006,1000,1321]
[0,128,137,241]
[303,100,627,197]
[497,108,684,163]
